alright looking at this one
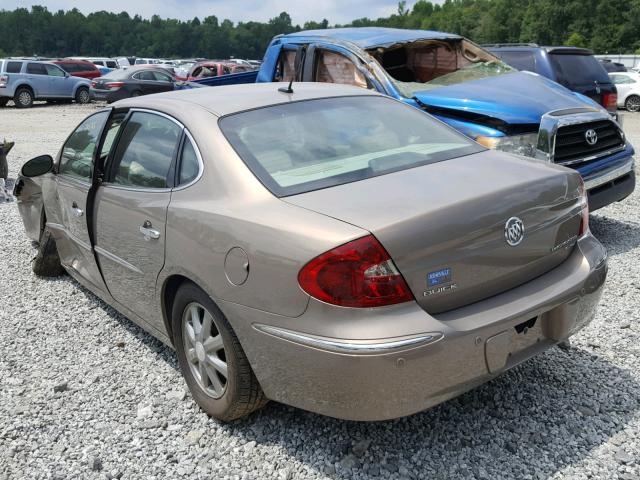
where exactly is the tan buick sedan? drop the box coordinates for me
[15,83,607,421]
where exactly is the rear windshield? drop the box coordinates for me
[219,96,482,197]
[549,53,610,88]
[102,69,130,80]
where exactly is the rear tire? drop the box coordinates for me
[14,88,33,109]
[171,282,267,421]
[32,228,65,277]
[625,95,640,113]
[75,87,91,104]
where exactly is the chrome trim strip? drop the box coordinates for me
[584,157,635,190]
[555,144,626,166]
[94,246,143,274]
[99,108,204,193]
[253,324,443,355]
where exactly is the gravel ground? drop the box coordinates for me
[1,103,639,480]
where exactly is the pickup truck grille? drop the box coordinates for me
[554,119,624,165]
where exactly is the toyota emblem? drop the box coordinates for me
[585,129,598,146]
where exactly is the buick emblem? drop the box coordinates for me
[505,217,525,246]
[585,129,598,146]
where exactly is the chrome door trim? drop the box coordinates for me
[94,245,143,274]
[253,324,443,355]
[99,108,203,193]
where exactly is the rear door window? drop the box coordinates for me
[152,71,172,82]
[108,112,182,188]
[26,63,47,75]
[106,61,117,68]
[133,71,156,81]
[6,61,22,73]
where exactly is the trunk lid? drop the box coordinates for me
[285,150,583,313]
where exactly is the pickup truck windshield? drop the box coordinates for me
[219,96,482,196]
[370,39,514,98]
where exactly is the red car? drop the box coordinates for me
[52,59,102,79]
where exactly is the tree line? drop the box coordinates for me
[1,1,639,60]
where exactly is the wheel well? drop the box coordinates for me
[15,84,34,95]
[162,274,192,342]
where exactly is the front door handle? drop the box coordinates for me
[139,220,160,240]
[71,202,84,217]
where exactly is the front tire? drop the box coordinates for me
[172,282,267,421]
[32,228,65,277]
[75,87,91,104]
[625,95,640,113]
[14,88,33,109]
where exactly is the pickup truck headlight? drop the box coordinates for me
[476,133,538,158]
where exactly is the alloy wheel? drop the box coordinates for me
[78,89,90,104]
[19,91,32,106]
[182,302,228,399]
[627,96,640,113]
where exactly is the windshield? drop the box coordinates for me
[219,96,482,197]
[370,39,515,98]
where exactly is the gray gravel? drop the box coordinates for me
[1,103,639,479]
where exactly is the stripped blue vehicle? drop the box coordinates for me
[197,27,635,211]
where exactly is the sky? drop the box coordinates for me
[0,0,441,25]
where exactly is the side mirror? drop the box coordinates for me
[64,72,70,78]
[21,155,53,177]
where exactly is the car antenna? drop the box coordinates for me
[278,78,294,94]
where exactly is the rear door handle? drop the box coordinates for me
[139,220,160,240]
[71,202,84,217]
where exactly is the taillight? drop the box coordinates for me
[578,178,589,236]
[602,92,617,111]
[105,82,124,89]
[0,74,7,87]
[298,235,414,308]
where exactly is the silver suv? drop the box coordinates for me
[0,59,92,108]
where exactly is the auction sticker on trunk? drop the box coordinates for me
[427,268,452,287]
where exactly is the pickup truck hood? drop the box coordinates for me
[413,72,598,125]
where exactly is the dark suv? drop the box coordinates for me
[485,44,618,117]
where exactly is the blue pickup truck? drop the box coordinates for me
[198,27,635,211]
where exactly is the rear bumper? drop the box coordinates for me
[220,233,607,421]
